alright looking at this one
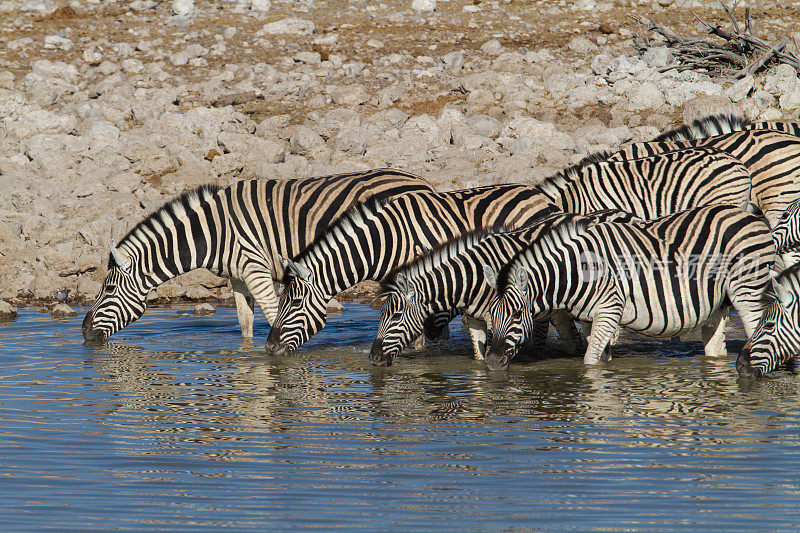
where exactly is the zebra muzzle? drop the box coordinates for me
[369,337,392,366]
[735,345,761,378]
[264,326,291,356]
[81,311,107,342]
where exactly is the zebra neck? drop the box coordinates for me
[117,192,224,288]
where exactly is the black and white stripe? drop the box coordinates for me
[737,264,800,378]
[610,117,800,229]
[265,185,557,355]
[485,205,776,370]
[370,210,637,365]
[535,146,752,218]
[771,198,800,253]
[82,170,434,341]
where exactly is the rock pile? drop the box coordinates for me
[0,0,798,307]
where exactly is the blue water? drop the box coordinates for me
[1,304,799,531]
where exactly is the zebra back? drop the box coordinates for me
[535,146,751,219]
[609,129,800,225]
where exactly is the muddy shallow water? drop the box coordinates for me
[1,304,799,531]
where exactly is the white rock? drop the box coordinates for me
[683,95,737,123]
[439,51,464,70]
[725,75,754,103]
[121,58,144,73]
[172,0,193,16]
[763,63,799,97]
[0,300,17,320]
[250,0,270,12]
[51,303,76,318]
[83,48,103,64]
[568,36,598,54]
[44,35,73,51]
[262,18,314,36]
[193,303,215,316]
[294,51,321,64]
[466,114,501,138]
[643,47,674,68]
[571,0,595,9]
[329,84,369,106]
[411,0,435,11]
[290,126,328,158]
[480,39,503,56]
[779,86,800,111]
[129,0,157,11]
[462,4,480,12]
[170,52,189,66]
[627,82,665,111]
[0,71,14,89]
[367,38,384,49]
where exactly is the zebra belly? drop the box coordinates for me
[618,271,725,338]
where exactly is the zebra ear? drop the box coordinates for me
[772,278,793,309]
[281,257,312,282]
[513,266,529,297]
[483,264,497,287]
[394,272,414,301]
[109,243,131,271]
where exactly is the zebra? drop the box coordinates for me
[264,184,558,356]
[484,205,776,371]
[608,123,800,231]
[737,264,800,378]
[369,210,638,366]
[268,145,760,356]
[771,197,800,253]
[81,169,435,341]
[534,146,752,218]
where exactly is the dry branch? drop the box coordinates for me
[631,4,800,81]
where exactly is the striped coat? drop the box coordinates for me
[82,170,434,341]
[266,185,557,355]
[486,205,776,370]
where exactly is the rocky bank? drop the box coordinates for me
[1,0,800,311]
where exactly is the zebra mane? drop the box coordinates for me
[538,150,614,188]
[113,184,222,266]
[381,227,504,293]
[652,114,750,142]
[496,217,592,295]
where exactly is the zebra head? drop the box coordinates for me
[771,198,800,253]
[264,258,327,356]
[484,263,536,371]
[737,267,800,378]
[369,273,426,366]
[82,245,150,341]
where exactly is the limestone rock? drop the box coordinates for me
[193,303,215,316]
[0,300,17,321]
[51,303,76,318]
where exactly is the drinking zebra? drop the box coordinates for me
[737,264,800,378]
[370,210,637,366]
[82,169,435,341]
[264,185,558,356]
[268,145,761,355]
[484,205,776,371]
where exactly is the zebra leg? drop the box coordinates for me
[230,278,256,338]
[241,266,280,324]
[529,320,549,349]
[551,311,584,356]
[701,308,729,357]
[584,311,622,365]
[462,314,489,360]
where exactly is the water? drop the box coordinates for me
[1,304,799,531]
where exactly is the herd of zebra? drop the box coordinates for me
[81,114,800,378]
